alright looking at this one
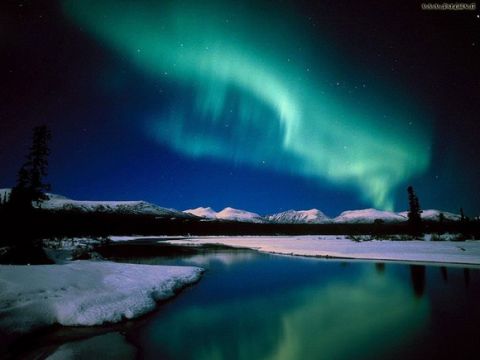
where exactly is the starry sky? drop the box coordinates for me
[1,0,479,216]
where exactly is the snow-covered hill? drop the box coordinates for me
[267,209,331,224]
[333,209,407,224]
[2,188,466,224]
[216,207,265,223]
[184,207,218,219]
[183,206,265,223]
[0,189,192,219]
[398,209,461,222]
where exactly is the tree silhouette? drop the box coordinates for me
[438,212,445,224]
[27,125,51,201]
[9,125,51,209]
[9,165,33,210]
[407,186,422,234]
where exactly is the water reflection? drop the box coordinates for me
[464,268,470,288]
[106,249,256,268]
[170,252,256,267]
[263,272,428,360]
[375,263,385,274]
[440,266,448,283]
[409,265,426,298]
[135,258,428,360]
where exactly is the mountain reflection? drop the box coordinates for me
[140,266,428,360]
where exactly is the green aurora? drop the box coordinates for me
[63,0,431,210]
[137,263,428,359]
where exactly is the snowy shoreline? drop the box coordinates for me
[0,261,203,336]
[157,235,480,266]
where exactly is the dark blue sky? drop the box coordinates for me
[1,0,479,217]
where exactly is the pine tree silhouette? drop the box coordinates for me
[9,125,52,209]
[438,212,445,224]
[27,125,51,201]
[407,186,422,234]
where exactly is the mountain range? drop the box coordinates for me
[0,189,464,224]
[185,206,461,224]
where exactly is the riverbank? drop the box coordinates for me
[160,235,480,266]
[0,260,202,350]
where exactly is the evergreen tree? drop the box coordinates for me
[438,212,445,224]
[9,165,33,209]
[9,125,52,209]
[460,208,465,222]
[27,125,51,201]
[407,186,422,233]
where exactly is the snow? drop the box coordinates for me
[185,206,266,223]
[0,261,202,334]
[184,206,218,219]
[398,209,460,222]
[334,209,407,223]
[0,188,11,200]
[2,188,469,224]
[39,197,189,218]
[0,189,192,219]
[181,205,463,224]
[268,209,330,224]
[216,207,265,222]
[103,235,174,242]
[165,236,480,265]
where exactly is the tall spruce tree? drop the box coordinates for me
[407,186,422,233]
[9,125,51,209]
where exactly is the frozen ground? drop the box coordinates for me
[163,235,480,266]
[0,261,202,334]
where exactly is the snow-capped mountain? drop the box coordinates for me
[183,206,265,223]
[333,209,407,224]
[184,207,218,219]
[267,209,331,224]
[40,198,190,218]
[0,189,192,219]
[216,207,265,223]
[2,188,466,224]
[398,209,460,222]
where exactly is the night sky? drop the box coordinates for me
[1,0,479,217]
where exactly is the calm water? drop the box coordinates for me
[114,247,480,360]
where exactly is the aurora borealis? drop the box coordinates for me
[63,0,430,210]
[1,0,479,215]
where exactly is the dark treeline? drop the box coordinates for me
[2,210,479,241]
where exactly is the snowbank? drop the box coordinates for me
[0,261,202,334]
[165,236,480,265]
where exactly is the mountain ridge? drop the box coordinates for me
[0,189,464,224]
